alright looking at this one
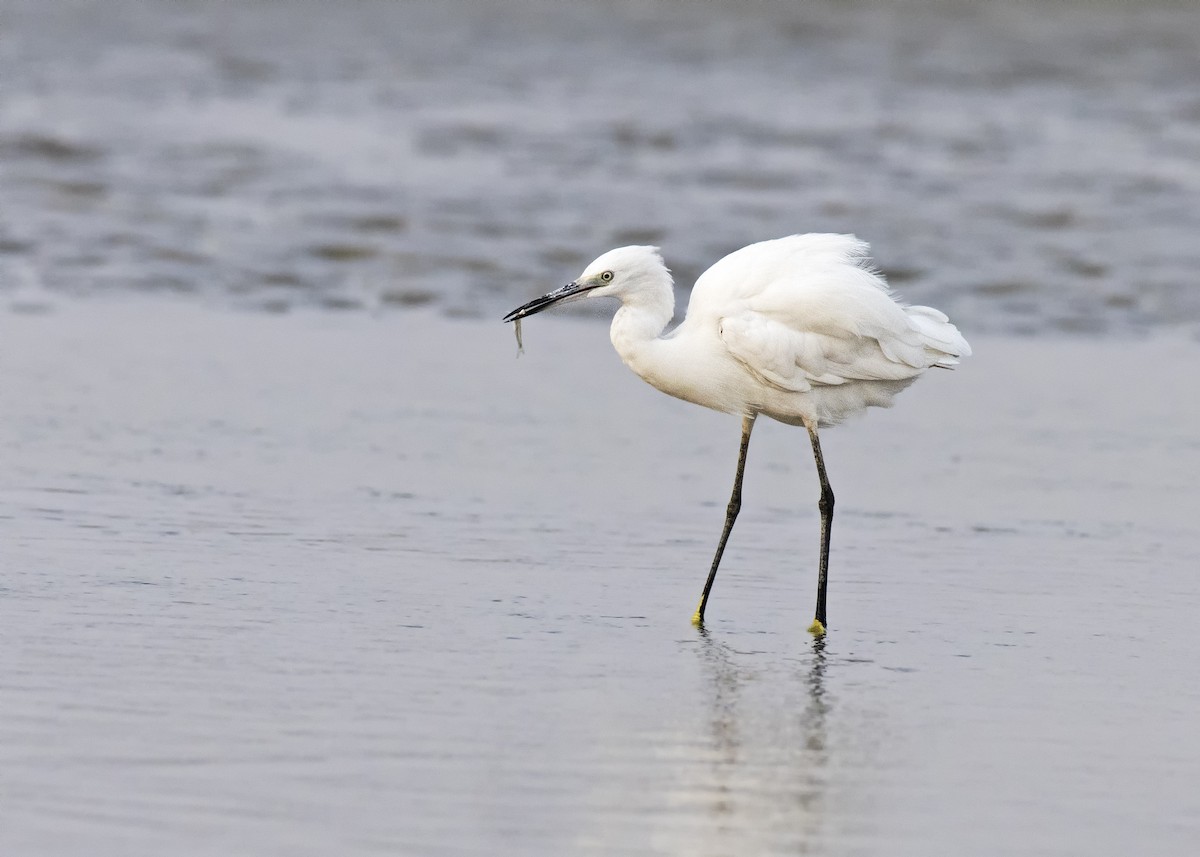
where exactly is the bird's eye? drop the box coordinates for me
[600,271,614,282]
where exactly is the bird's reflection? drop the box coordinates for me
[804,635,830,753]
[694,625,746,818]
[693,626,831,848]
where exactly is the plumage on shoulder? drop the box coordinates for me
[688,234,879,319]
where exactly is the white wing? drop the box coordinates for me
[687,235,969,393]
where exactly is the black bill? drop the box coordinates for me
[503,281,599,323]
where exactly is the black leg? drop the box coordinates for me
[806,421,834,635]
[693,414,756,625]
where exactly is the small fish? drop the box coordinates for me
[514,317,524,356]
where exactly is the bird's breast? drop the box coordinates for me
[620,335,750,416]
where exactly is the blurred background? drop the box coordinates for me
[3,0,1199,334]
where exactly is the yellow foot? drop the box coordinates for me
[691,611,704,626]
[807,618,827,636]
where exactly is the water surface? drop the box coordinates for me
[2,0,1200,333]
[3,306,1198,854]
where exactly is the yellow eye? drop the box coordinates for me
[600,271,614,282]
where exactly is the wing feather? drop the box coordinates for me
[720,314,925,393]
[698,234,967,393]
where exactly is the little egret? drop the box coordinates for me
[504,234,970,634]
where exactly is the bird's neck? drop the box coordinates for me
[609,286,677,390]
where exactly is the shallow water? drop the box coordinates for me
[3,0,1200,333]
[3,305,1199,855]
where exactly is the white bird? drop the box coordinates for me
[504,234,970,634]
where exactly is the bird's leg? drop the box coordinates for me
[805,421,834,636]
[692,413,756,625]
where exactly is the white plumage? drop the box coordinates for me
[504,233,970,633]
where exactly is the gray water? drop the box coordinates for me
[3,0,1200,333]
[5,306,1200,855]
[3,2,1200,855]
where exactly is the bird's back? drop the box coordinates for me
[685,234,893,320]
[679,234,970,425]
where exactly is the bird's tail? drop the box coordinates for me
[905,306,972,367]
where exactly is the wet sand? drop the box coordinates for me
[2,302,1198,855]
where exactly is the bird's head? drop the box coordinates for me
[503,245,671,323]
